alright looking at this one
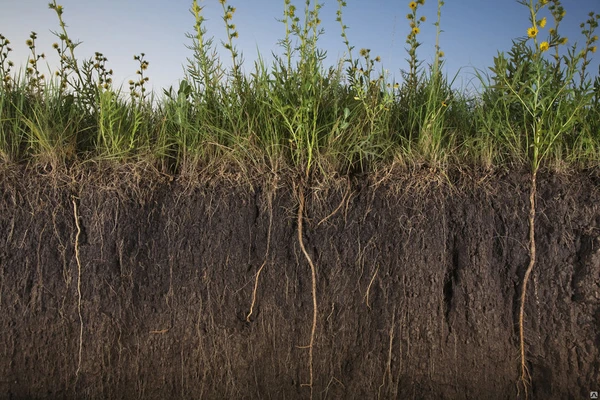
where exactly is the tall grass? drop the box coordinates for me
[0,0,598,174]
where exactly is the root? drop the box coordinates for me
[364,265,379,309]
[72,196,84,382]
[518,170,537,399]
[247,192,273,322]
[297,184,318,399]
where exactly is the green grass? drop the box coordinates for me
[0,0,599,176]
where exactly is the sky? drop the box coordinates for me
[1,0,599,95]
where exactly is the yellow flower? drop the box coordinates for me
[539,17,547,28]
[409,1,417,10]
[591,46,597,53]
[420,16,426,22]
[540,41,549,52]
[375,56,381,62]
[527,26,538,38]
[412,27,420,35]
[438,51,445,58]
[592,35,598,42]
[560,37,568,45]
[407,14,413,19]
[359,48,369,57]
[219,0,225,4]
[225,12,233,20]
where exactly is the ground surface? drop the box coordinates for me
[0,165,598,399]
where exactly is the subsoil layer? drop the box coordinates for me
[0,166,599,399]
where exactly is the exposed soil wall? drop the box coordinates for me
[0,167,598,399]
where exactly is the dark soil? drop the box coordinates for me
[0,166,598,399]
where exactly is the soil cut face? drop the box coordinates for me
[0,166,598,399]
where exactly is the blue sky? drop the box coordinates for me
[1,0,598,94]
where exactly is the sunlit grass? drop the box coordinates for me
[0,0,598,174]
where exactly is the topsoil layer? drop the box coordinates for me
[0,166,598,399]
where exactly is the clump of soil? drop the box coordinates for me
[0,165,598,399]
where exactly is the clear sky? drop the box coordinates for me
[1,0,599,94]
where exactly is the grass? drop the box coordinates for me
[1,0,599,397]
[0,0,597,176]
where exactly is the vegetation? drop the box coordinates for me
[0,0,597,176]
[1,1,598,397]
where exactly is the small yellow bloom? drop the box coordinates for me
[225,12,233,20]
[375,56,381,62]
[560,37,568,45]
[407,13,413,19]
[219,0,225,4]
[412,26,420,35]
[420,16,426,22]
[539,17,547,28]
[409,1,417,10]
[591,46,597,53]
[359,48,369,57]
[540,41,549,52]
[592,35,598,42]
[438,51,445,58]
[527,26,538,38]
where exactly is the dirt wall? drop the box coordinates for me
[0,167,598,399]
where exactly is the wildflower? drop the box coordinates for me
[560,37,568,44]
[26,39,33,47]
[420,16,426,22]
[438,50,445,57]
[359,48,369,57]
[417,0,424,4]
[539,17,547,28]
[231,31,238,38]
[394,83,400,89]
[219,0,225,4]
[375,56,381,62]
[540,41,549,52]
[527,26,538,38]
[409,1,417,11]
[591,46,597,53]
[52,43,59,49]
[407,14,413,19]
[225,12,233,20]
[441,101,447,107]
[128,80,134,85]
[549,28,556,35]
[592,35,598,42]
[412,26,420,35]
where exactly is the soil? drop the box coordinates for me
[0,165,598,399]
